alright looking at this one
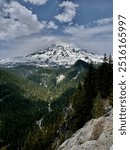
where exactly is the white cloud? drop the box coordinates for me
[0,17,113,59]
[47,21,58,29]
[42,21,58,29]
[0,1,44,40]
[55,1,79,23]
[95,17,113,25]
[24,0,48,6]
[64,18,113,54]
[64,24,112,38]
[0,35,63,58]
[0,34,77,58]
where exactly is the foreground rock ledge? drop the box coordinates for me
[58,110,113,150]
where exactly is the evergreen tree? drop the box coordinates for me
[96,54,113,98]
[108,54,113,64]
[83,62,96,119]
[103,53,107,63]
[72,63,97,130]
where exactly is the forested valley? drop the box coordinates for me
[0,55,113,150]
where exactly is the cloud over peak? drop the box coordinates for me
[55,1,79,23]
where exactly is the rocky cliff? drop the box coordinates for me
[58,110,113,150]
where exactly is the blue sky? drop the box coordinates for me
[0,0,113,58]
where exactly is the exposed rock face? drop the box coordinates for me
[58,110,113,150]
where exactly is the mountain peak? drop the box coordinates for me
[0,43,103,68]
[52,41,77,49]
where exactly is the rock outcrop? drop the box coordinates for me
[58,110,113,150]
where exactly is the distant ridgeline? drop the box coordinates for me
[0,54,113,150]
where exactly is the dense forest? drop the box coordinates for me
[0,55,113,150]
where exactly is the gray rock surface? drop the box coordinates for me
[58,110,113,150]
[110,145,113,150]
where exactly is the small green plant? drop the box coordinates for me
[92,94,105,118]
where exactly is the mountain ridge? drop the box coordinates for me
[0,43,103,68]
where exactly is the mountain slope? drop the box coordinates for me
[4,60,90,101]
[27,44,103,66]
[0,44,103,68]
[0,68,47,100]
[0,69,49,149]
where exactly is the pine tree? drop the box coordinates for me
[108,54,113,64]
[103,53,107,63]
[83,62,96,119]
[72,63,97,130]
[97,54,113,98]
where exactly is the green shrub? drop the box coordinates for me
[92,94,105,118]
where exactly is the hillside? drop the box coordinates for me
[0,69,49,149]
[0,68,47,100]
[6,60,90,100]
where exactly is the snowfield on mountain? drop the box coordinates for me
[0,43,103,68]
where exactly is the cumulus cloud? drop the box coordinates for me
[55,1,79,23]
[47,21,58,29]
[0,1,44,40]
[42,21,58,29]
[0,17,112,58]
[24,0,48,6]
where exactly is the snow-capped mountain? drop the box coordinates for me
[0,43,103,68]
